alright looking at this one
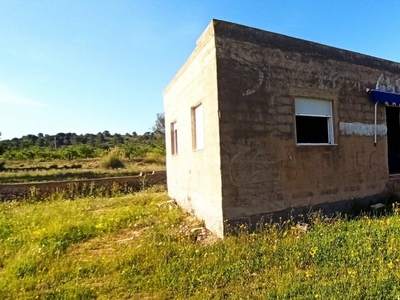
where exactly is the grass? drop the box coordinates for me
[0,158,165,183]
[2,190,400,299]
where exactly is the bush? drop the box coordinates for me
[0,160,5,171]
[143,153,165,164]
[99,148,125,169]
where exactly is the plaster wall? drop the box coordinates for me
[164,22,223,236]
[213,20,400,223]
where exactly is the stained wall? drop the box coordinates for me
[163,22,224,236]
[213,20,400,224]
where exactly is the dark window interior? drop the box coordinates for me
[386,106,400,174]
[296,116,329,144]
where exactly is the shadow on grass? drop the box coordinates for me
[225,193,400,236]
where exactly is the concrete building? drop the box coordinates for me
[163,19,400,238]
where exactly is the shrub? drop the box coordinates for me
[143,152,165,164]
[99,148,125,169]
[0,160,5,171]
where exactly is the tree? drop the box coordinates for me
[59,146,78,160]
[76,145,95,158]
[0,127,169,162]
[152,113,166,149]
[122,144,137,160]
[70,133,81,145]
[36,137,45,147]
[153,113,165,135]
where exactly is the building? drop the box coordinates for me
[163,19,400,238]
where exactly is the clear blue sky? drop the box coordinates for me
[1,0,400,140]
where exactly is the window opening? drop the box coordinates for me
[171,122,178,155]
[192,104,204,150]
[386,106,400,174]
[295,98,333,145]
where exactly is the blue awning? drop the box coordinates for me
[368,89,400,106]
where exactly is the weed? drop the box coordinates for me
[139,173,146,190]
[28,186,41,202]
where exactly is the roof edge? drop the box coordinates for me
[211,19,400,73]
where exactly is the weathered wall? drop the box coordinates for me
[213,20,400,224]
[0,171,166,200]
[163,22,224,237]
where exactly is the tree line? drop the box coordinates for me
[0,114,165,161]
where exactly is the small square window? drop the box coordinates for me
[171,122,178,155]
[192,104,204,150]
[295,98,334,145]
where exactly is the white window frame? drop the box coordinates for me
[295,98,334,145]
[171,122,178,155]
[192,104,204,150]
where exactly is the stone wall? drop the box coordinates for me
[213,20,400,224]
[164,19,400,237]
[0,171,166,200]
[163,22,224,237]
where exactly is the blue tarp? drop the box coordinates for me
[368,89,400,106]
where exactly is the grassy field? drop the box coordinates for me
[2,189,400,299]
[0,157,165,183]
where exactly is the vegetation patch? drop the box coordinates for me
[2,189,400,298]
[0,116,166,183]
[2,164,83,172]
[99,148,125,169]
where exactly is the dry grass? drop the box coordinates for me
[0,158,165,183]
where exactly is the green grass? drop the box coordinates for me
[2,191,400,299]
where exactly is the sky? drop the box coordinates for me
[1,0,400,140]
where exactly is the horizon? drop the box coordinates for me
[0,130,154,142]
